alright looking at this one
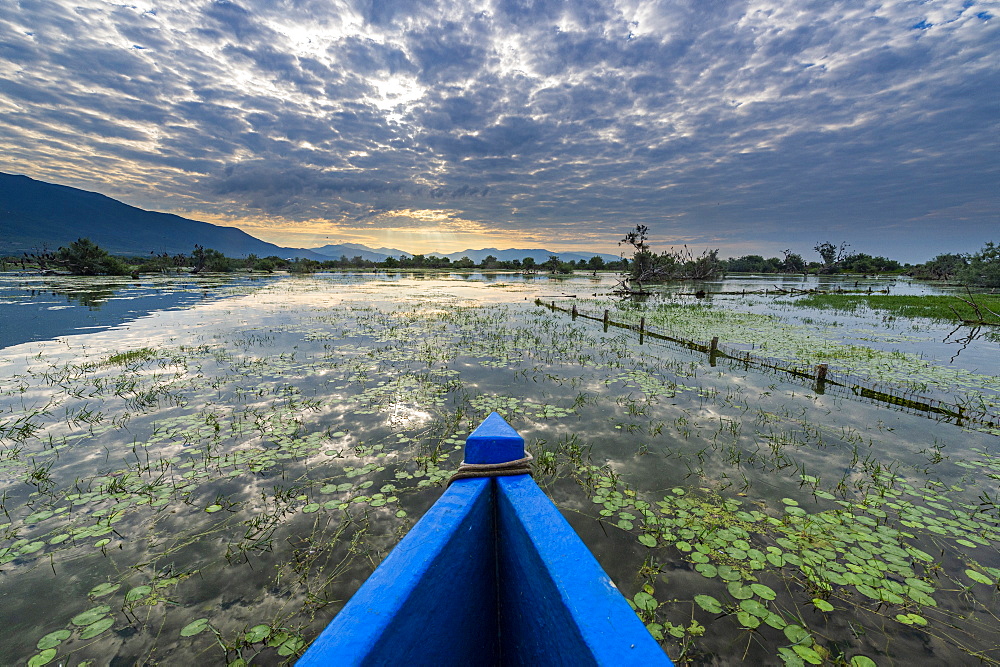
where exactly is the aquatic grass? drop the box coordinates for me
[785,294,1000,324]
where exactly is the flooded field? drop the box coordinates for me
[1,271,998,666]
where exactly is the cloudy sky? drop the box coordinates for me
[1,0,997,262]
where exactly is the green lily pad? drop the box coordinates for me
[965,569,994,585]
[793,644,824,664]
[27,649,57,667]
[638,534,657,548]
[694,594,723,614]
[812,598,834,612]
[633,591,657,612]
[88,583,120,598]
[80,616,115,639]
[125,585,152,602]
[180,618,211,637]
[750,583,776,600]
[784,624,810,645]
[695,563,718,578]
[727,582,754,600]
[850,657,877,667]
[245,624,272,643]
[36,629,71,650]
[71,606,111,627]
[276,635,305,656]
[895,613,928,626]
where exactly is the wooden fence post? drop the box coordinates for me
[814,364,828,394]
[709,336,719,367]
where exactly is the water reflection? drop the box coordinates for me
[0,273,276,349]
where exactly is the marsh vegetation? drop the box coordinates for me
[0,271,997,666]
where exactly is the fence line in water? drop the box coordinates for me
[537,299,1000,431]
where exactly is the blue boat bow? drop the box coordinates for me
[298,412,673,666]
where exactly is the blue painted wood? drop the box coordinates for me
[496,474,671,665]
[297,413,673,666]
[296,478,498,666]
[464,411,526,463]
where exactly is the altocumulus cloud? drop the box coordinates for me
[0,0,996,259]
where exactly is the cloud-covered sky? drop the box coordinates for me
[1,0,997,262]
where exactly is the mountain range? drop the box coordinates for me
[0,172,620,263]
[308,243,620,264]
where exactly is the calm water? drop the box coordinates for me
[0,272,997,665]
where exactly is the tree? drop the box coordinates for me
[781,250,806,273]
[50,238,132,275]
[958,241,1000,287]
[840,253,901,274]
[618,225,722,290]
[522,257,537,272]
[913,253,966,280]
[813,242,850,273]
[191,245,232,273]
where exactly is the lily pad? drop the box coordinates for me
[245,624,272,643]
[71,606,111,627]
[812,598,834,612]
[36,629,71,650]
[180,618,211,637]
[633,591,657,612]
[694,594,723,614]
[27,649,57,667]
[125,585,152,602]
[88,583,120,598]
[80,616,115,639]
[965,569,994,585]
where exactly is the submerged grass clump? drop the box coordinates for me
[787,294,1000,324]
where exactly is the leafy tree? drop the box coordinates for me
[619,225,722,289]
[958,241,1000,287]
[191,245,232,273]
[912,253,967,280]
[813,242,850,273]
[587,256,605,271]
[50,238,132,275]
[453,256,475,269]
[781,250,806,273]
[840,253,901,274]
[481,255,499,269]
[522,257,537,272]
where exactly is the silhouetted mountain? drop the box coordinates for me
[0,172,324,259]
[309,244,397,261]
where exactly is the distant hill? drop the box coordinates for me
[309,243,397,262]
[310,244,622,264]
[0,172,324,259]
[429,247,622,264]
[0,172,620,264]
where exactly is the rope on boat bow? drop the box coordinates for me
[447,453,534,486]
